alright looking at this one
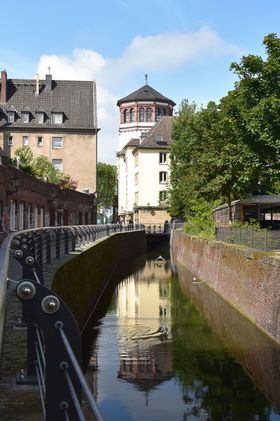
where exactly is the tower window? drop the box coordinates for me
[124,109,129,123]
[130,108,135,122]
[146,107,152,122]
[139,107,145,122]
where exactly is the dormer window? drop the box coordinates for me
[22,111,30,123]
[7,111,15,123]
[51,112,63,124]
[36,112,44,124]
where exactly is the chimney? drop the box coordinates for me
[36,73,40,95]
[0,70,7,103]
[45,68,52,92]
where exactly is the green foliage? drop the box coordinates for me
[97,162,117,208]
[14,146,34,174]
[184,200,216,239]
[169,33,280,232]
[32,155,61,184]
[11,148,78,189]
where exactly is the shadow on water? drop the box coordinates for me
[174,262,280,417]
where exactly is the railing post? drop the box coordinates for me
[64,228,69,254]
[15,280,83,420]
[56,229,61,259]
[45,230,52,264]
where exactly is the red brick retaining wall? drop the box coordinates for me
[172,229,280,344]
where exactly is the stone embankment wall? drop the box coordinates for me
[52,230,146,329]
[172,229,280,345]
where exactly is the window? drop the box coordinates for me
[159,171,167,184]
[135,191,139,204]
[51,112,63,124]
[159,191,167,202]
[146,107,152,122]
[134,152,139,166]
[124,109,129,123]
[22,136,29,146]
[52,159,63,171]
[159,152,167,164]
[7,136,13,146]
[52,137,63,148]
[36,112,44,124]
[130,108,135,122]
[7,112,15,123]
[135,173,139,185]
[139,107,145,122]
[37,136,43,147]
[156,108,162,121]
[22,112,30,123]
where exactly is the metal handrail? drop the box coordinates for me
[0,223,145,420]
[57,322,103,421]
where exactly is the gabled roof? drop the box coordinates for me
[137,116,174,149]
[0,77,97,130]
[117,84,176,107]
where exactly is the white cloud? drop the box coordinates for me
[37,27,241,163]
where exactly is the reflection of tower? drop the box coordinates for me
[116,260,173,392]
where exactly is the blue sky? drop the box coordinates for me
[1,0,280,163]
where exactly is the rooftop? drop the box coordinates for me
[117,84,176,107]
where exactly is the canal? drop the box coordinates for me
[83,244,280,420]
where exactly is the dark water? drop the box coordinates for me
[83,246,280,420]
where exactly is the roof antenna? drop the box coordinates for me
[48,66,51,75]
[145,74,148,85]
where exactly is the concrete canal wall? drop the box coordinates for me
[172,229,280,345]
[52,230,146,329]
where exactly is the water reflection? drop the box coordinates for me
[117,260,173,391]
[86,250,280,420]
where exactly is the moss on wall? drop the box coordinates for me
[52,231,146,329]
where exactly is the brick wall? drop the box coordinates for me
[172,229,280,344]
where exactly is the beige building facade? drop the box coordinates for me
[0,70,98,193]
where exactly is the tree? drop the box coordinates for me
[169,34,280,226]
[14,146,34,174]
[97,162,117,208]
[32,155,61,184]
[229,33,280,192]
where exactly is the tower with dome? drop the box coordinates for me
[116,81,176,225]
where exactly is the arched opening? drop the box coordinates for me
[146,107,152,122]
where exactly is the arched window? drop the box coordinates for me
[130,108,135,122]
[139,107,145,122]
[124,109,129,123]
[156,108,161,121]
[146,107,152,122]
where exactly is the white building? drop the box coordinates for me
[116,83,175,225]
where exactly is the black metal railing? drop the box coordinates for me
[216,226,280,251]
[0,223,144,420]
[144,222,184,234]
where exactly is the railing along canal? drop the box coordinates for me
[216,226,280,251]
[0,223,144,420]
[144,222,184,234]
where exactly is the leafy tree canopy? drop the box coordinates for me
[169,33,280,225]
[13,146,77,190]
[97,162,117,208]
